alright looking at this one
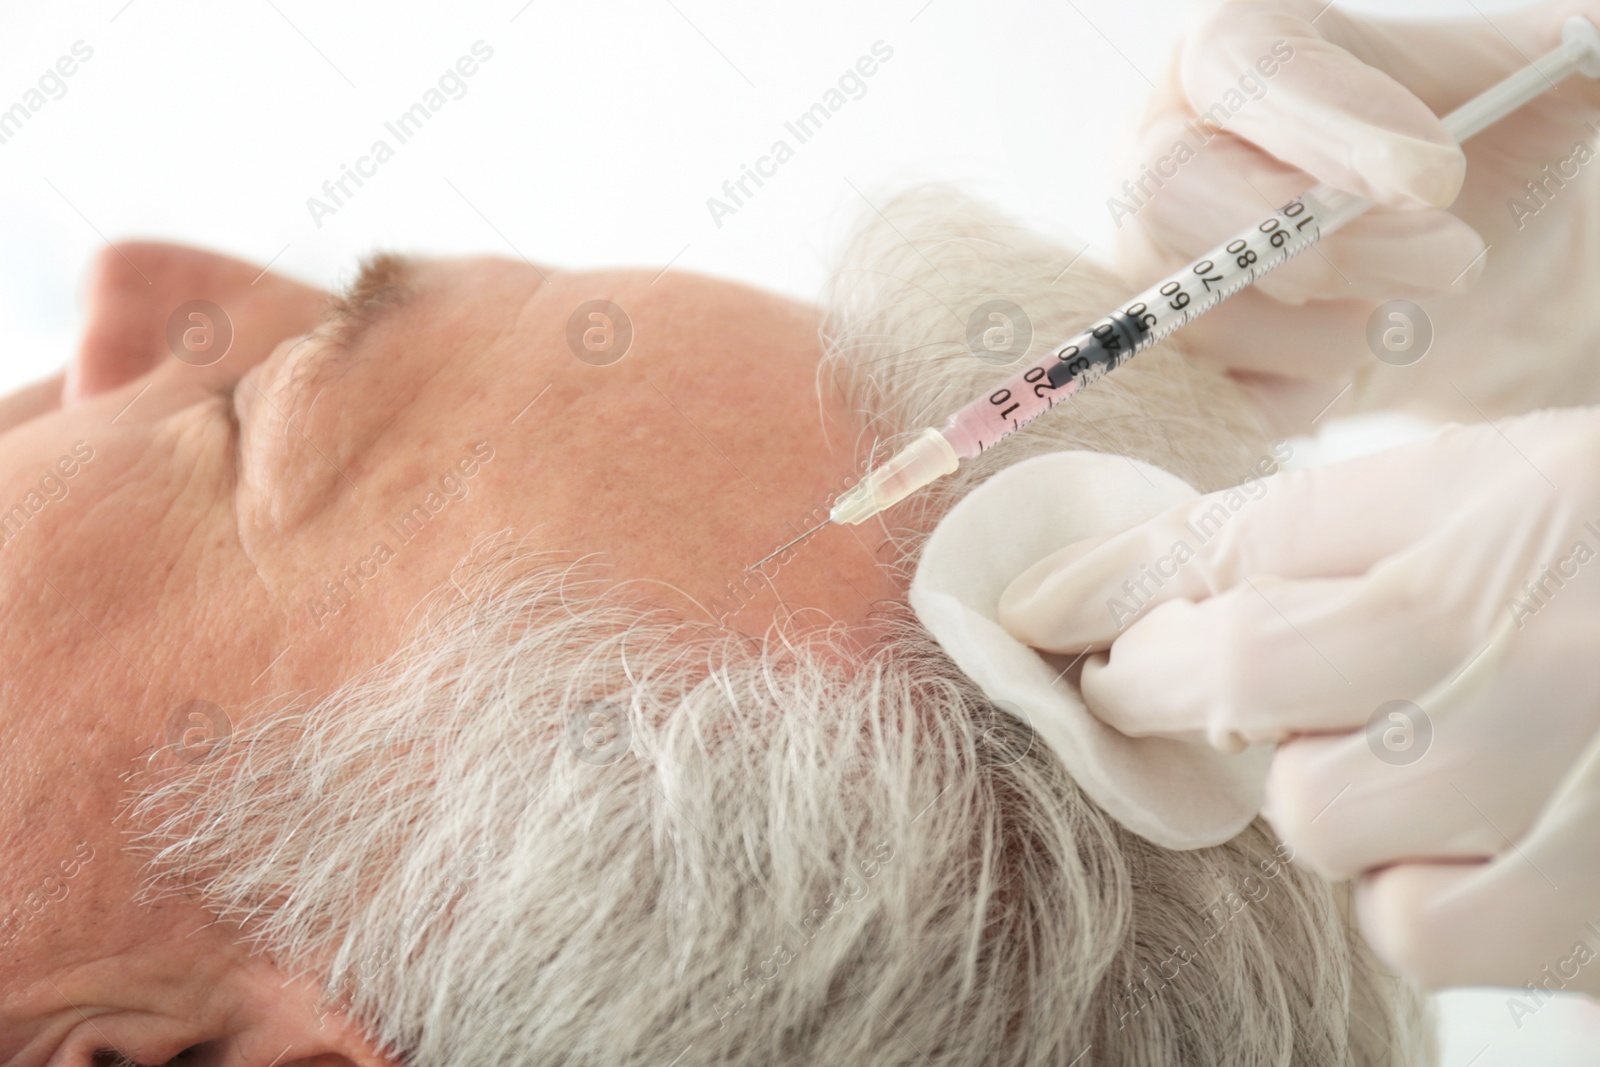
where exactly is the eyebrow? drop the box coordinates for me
[278,252,417,406]
[322,251,418,353]
[262,252,418,424]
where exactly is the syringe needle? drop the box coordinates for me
[748,519,831,571]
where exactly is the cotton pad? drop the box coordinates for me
[908,450,1271,850]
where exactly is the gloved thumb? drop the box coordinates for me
[1355,731,1600,995]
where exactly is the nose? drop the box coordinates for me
[64,241,328,408]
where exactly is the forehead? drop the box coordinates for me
[420,255,803,317]
[381,257,876,620]
[393,257,825,384]
[338,252,838,491]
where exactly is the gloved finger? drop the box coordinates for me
[1298,208,1487,301]
[1177,0,1466,209]
[999,466,1412,653]
[1354,733,1600,992]
[1355,861,1549,991]
[1355,849,1600,994]
[1121,120,1488,304]
[1262,732,1527,881]
[1162,285,1375,382]
[1076,570,1473,747]
[998,417,1555,654]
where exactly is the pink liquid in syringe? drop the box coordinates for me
[938,306,1153,459]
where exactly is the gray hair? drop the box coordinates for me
[130,187,1433,1066]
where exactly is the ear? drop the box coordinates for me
[69,242,328,405]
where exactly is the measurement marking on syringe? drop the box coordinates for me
[820,19,1600,529]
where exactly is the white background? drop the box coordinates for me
[2,0,1597,1061]
[0,0,1507,391]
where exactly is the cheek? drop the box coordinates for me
[0,459,198,986]
[0,408,276,796]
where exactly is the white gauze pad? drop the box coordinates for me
[908,450,1271,850]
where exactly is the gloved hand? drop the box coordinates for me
[997,407,1600,996]
[1117,0,1600,426]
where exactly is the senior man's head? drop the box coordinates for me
[2,189,1430,1067]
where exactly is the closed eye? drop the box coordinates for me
[92,1043,207,1067]
[216,377,241,432]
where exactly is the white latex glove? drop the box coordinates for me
[1117,0,1600,425]
[997,407,1600,996]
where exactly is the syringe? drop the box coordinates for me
[754,16,1600,565]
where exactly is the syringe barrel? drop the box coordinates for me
[829,18,1600,527]
[941,184,1352,458]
